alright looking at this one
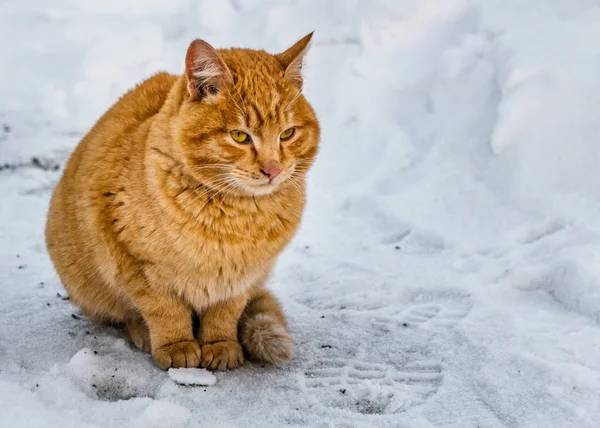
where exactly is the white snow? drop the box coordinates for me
[168,368,217,387]
[132,401,192,428]
[2,0,600,427]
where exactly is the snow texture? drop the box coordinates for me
[168,368,217,387]
[2,0,600,427]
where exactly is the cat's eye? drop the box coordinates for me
[231,130,249,144]
[280,128,295,141]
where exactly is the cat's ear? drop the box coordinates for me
[185,39,233,100]
[275,32,314,88]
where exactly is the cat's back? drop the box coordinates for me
[46,72,178,287]
[104,71,178,132]
[59,71,177,190]
[79,71,177,158]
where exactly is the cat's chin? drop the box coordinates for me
[242,182,279,196]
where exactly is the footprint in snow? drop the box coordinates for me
[300,358,443,416]
[373,301,471,333]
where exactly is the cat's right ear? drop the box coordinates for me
[185,39,233,100]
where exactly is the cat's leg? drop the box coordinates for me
[239,288,294,364]
[127,278,200,369]
[125,317,151,352]
[197,294,247,371]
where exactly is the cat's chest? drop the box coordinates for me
[188,205,298,262]
[151,207,297,307]
[157,195,301,275]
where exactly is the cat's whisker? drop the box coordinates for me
[179,176,233,210]
[234,87,248,112]
[224,86,249,122]
[191,164,232,171]
[196,179,239,214]
[228,96,246,119]
[171,180,236,247]
[290,168,310,176]
[221,179,244,200]
[285,89,303,112]
[287,175,306,195]
[171,179,235,246]
[293,162,313,170]
[190,175,233,191]
[294,159,315,166]
[176,175,231,202]
[287,178,304,195]
[231,170,260,184]
[193,177,234,199]
[292,165,314,173]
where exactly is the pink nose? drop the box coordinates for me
[260,160,282,181]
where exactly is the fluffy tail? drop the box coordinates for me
[239,289,295,365]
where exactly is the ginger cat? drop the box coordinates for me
[45,33,319,370]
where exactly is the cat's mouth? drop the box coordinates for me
[227,165,296,196]
[242,172,292,196]
[244,178,282,195]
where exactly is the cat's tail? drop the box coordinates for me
[239,289,295,365]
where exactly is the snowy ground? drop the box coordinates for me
[2,0,600,427]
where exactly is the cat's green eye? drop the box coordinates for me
[231,130,249,144]
[280,128,295,141]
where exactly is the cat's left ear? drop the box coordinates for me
[185,39,233,100]
[275,32,314,88]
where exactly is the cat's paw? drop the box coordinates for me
[152,340,201,370]
[126,319,151,352]
[200,340,244,371]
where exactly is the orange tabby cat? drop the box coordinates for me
[45,33,319,370]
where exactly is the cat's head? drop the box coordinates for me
[176,33,320,196]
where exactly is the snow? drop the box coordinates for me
[132,401,192,428]
[2,0,600,426]
[168,368,217,387]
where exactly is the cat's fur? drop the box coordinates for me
[45,33,319,370]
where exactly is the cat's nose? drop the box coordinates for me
[260,160,282,181]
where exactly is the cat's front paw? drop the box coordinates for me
[200,340,244,371]
[152,340,201,369]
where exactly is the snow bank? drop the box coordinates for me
[56,347,161,401]
[511,246,600,322]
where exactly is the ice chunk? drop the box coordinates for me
[167,368,217,386]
